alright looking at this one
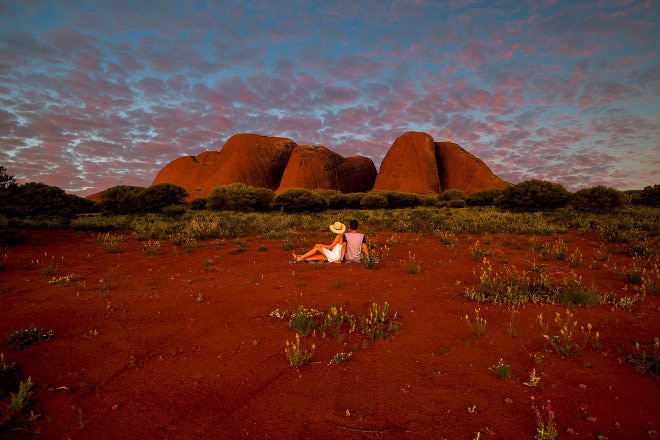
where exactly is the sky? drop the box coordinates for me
[1,0,659,196]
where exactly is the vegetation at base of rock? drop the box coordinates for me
[494,179,571,212]
[99,183,188,214]
[570,186,625,212]
[207,183,274,212]
[271,188,328,212]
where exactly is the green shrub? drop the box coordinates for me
[420,195,439,206]
[207,183,274,212]
[379,191,421,208]
[446,198,466,208]
[571,186,624,212]
[99,185,145,214]
[439,189,467,201]
[343,192,367,208]
[495,179,570,212]
[1,182,95,218]
[70,214,132,231]
[189,198,207,210]
[162,204,187,217]
[466,188,504,206]
[137,183,188,212]
[639,184,660,206]
[360,193,389,209]
[271,188,328,212]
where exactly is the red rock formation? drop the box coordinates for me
[338,155,377,193]
[435,142,509,194]
[152,134,296,198]
[199,134,296,191]
[152,151,222,198]
[373,132,442,194]
[276,146,376,194]
[276,145,343,193]
[149,131,507,200]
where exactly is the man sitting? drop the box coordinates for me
[343,219,369,263]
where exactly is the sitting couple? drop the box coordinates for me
[293,219,368,264]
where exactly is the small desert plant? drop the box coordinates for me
[538,310,597,358]
[171,231,197,253]
[490,358,512,379]
[507,306,518,337]
[531,397,558,440]
[552,238,567,260]
[329,352,353,365]
[9,377,34,412]
[284,333,315,368]
[433,230,455,245]
[142,239,161,257]
[626,337,659,377]
[524,369,541,387]
[287,306,323,336]
[48,273,80,286]
[362,243,382,270]
[98,232,125,253]
[360,302,400,341]
[9,376,33,412]
[465,308,487,337]
[567,248,582,267]
[8,326,53,350]
[555,272,601,306]
[319,306,355,336]
[401,251,421,274]
[470,240,488,261]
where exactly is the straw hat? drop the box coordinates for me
[329,221,346,234]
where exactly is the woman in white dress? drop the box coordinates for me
[293,222,346,263]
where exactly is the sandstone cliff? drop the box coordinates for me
[276,145,376,194]
[152,134,296,198]
[372,132,442,194]
[150,131,507,199]
[435,141,509,193]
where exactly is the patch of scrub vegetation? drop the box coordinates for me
[464,259,602,306]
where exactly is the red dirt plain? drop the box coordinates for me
[1,229,658,439]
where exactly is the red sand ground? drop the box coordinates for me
[1,229,658,439]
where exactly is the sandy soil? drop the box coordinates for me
[1,229,658,439]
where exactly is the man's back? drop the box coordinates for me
[343,232,365,262]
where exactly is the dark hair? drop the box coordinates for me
[349,219,359,230]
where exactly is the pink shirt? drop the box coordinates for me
[343,232,366,262]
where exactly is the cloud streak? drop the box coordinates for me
[0,0,658,195]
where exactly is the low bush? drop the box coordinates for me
[360,193,389,209]
[207,183,274,212]
[571,185,624,212]
[379,191,421,208]
[189,198,207,210]
[466,188,503,206]
[137,183,188,213]
[495,180,570,212]
[271,189,328,212]
[438,189,467,201]
[639,184,660,206]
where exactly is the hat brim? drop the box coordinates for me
[330,224,346,234]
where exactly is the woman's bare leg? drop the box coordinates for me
[296,244,327,261]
